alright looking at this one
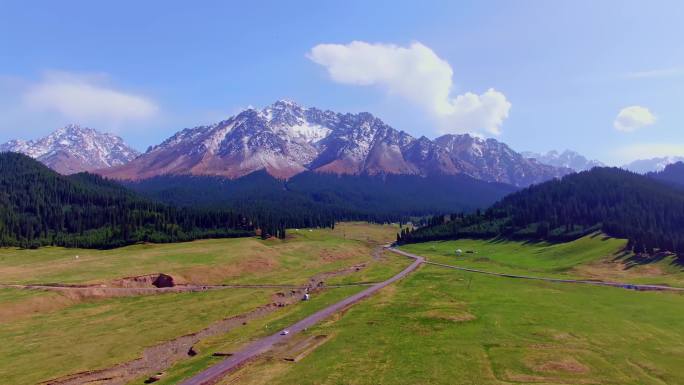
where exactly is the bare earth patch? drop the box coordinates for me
[422,308,477,322]
[178,256,279,284]
[533,357,589,374]
[0,292,76,323]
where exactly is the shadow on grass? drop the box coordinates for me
[612,250,684,270]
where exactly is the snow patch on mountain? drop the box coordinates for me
[100,100,572,186]
[523,150,604,172]
[0,124,140,174]
[622,156,684,174]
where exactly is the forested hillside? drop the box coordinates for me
[0,153,253,248]
[400,168,684,255]
[648,161,684,188]
[125,171,516,225]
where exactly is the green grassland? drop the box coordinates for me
[226,264,684,385]
[0,288,272,385]
[0,222,397,285]
[400,234,684,286]
[2,224,684,385]
[0,223,403,385]
[125,285,367,385]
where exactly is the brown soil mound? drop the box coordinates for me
[111,273,175,288]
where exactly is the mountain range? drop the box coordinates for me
[99,100,570,187]
[522,150,604,171]
[622,156,684,174]
[0,124,139,174]
[20,100,684,187]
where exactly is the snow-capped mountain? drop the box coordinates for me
[101,100,570,187]
[0,124,140,174]
[522,150,604,172]
[622,156,684,174]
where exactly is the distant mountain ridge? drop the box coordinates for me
[522,150,604,171]
[622,156,684,174]
[101,100,570,187]
[0,124,140,174]
[647,161,684,187]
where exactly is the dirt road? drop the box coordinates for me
[389,247,684,292]
[178,249,424,385]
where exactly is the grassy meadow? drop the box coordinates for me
[400,234,684,286]
[0,223,403,385]
[2,224,683,385]
[224,264,684,385]
[0,288,271,385]
[0,222,398,286]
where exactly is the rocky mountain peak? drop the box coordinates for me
[0,125,140,174]
[99,100,572,186]
[523,149,604,172]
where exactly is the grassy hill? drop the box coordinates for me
[400,167,684,257]
[0,152,253,249]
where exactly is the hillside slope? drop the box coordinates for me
[647,161,684,188]
[125,171,517,223]
[0,153,252,248]
[401,167,684,255]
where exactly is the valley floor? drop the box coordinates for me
[0,225,682,385]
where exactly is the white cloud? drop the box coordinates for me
[23,71,158,123]
[308,41,511,136]
[613,105,656,132]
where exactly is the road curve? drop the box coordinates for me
[178,248,424,385]
[389,247,684,292]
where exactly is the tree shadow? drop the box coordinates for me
[614,250,684,270]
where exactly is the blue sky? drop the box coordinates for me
[1,0,683,165]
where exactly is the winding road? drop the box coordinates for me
[178,248,424,385]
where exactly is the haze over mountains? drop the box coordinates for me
[0,124,139,174]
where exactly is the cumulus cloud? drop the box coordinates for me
[23,71,158,123]
[308,41,511,136]
[613,105,656,132]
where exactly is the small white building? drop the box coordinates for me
[455,249,463,256]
